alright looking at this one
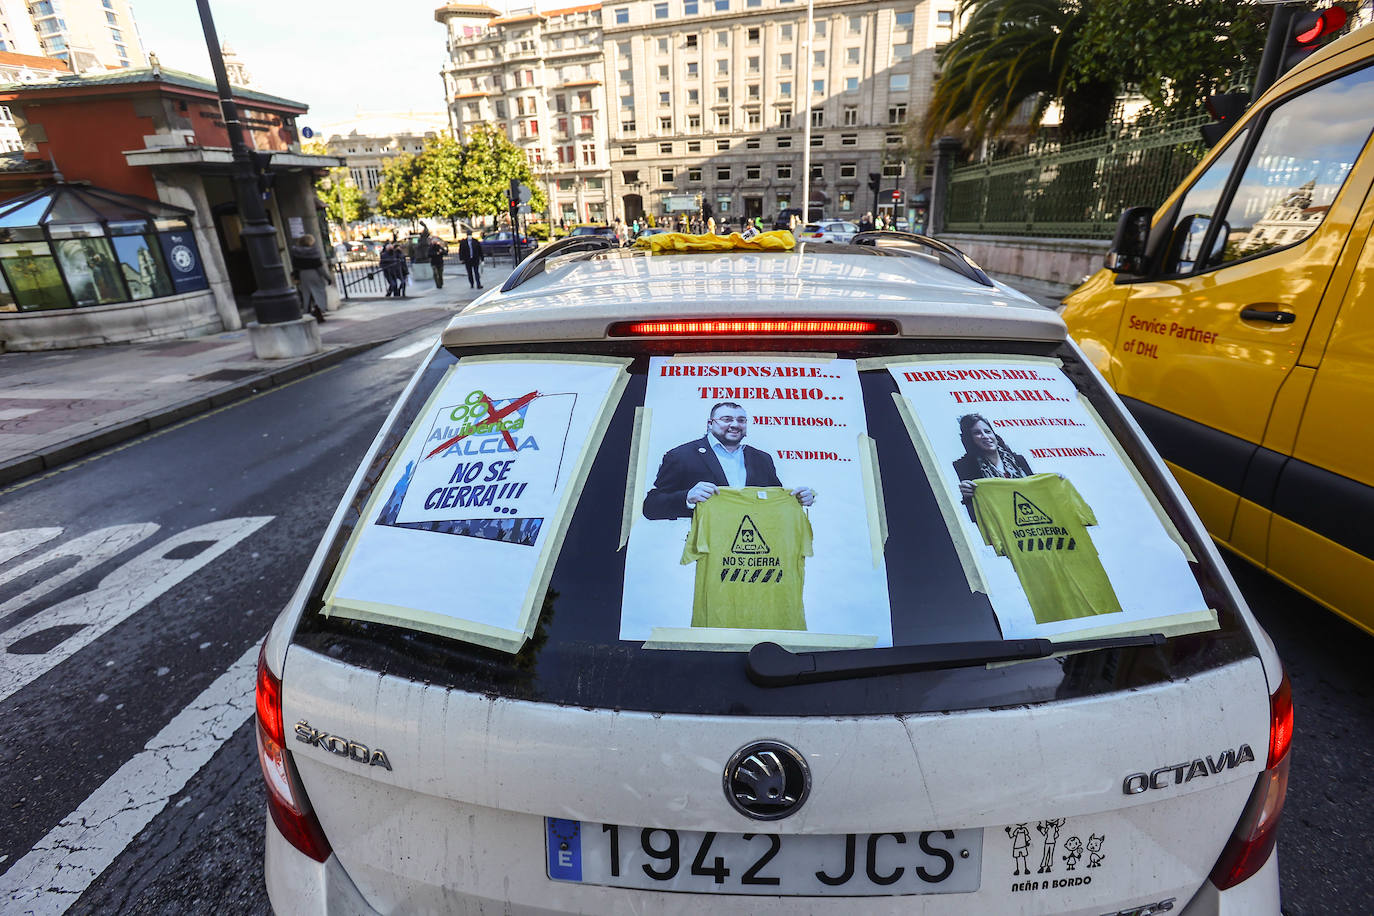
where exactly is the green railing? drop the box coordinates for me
[946,113,1211,239]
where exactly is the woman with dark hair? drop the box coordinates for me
[953,413,1033,519]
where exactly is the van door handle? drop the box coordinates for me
[1239,307,1296,324]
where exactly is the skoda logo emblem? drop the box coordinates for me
[723,740,810,820]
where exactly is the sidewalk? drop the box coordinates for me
[0,265,512,487]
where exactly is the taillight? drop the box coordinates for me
[1208,671,1293,890]
[255,643,332,863]
[610,318,898,336]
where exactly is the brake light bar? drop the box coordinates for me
[610,319,898,336]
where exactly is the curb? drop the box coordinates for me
[0,339,386,488]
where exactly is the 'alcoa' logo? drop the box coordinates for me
[295,720,393,771]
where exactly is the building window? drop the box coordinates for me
[716,138,730,150]
[748,56,759,73]
[618,40,632,56]
[660,91,671,106]
[659,65,669,80]
[716,112,730,128]
[623,169,640,183]
[688,167,702,181]
[811,134,824,147]
[659,141,673,153]
[615,7,629,23]
[780,24,792,40]
[885,131,903,147]
[717,166,731,181]
[746,164,761,180]
[778,109,792,128]
[556,95,568,112]
[779,53,792,70]
[684,0,697,13]
[685,33,698,48]
[882,161,904,178]
[653,2,668,17]
[747,27,760,43]
[893,44,911,61]
[580,115,594,131]
[889,74,910,92]
[622,119,637,131]
[624,145,638,156]
[777,136,792,148]
[688,140,701,151]
[839,191,854,212]
[688,114,701,128]
[938,10,954,25]
[813,79,825,96]
[688,88,700,104]
[717,86,729,101]
[717,31,729,48]
[779,81,791,97]
[895,10,914,28]
[813,50,825,67]
[777,163,792,179]
[811,110,823,127]
[845,76,859,92]
[840,132,858,146]
[848,14,863,33]
[843,105,858,125]
[717,59,729,75]
[888,104,907,124]
[839,162,856,178]
[687,61,699,77]
[811,164,823,180]
[659,116,673,130]
[715,0,729,9]
[747,110,761,127]
[661,168,675,183]
[658,37,670,53]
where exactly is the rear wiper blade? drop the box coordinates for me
[746,633,1167,687]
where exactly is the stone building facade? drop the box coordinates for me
[436,0,956,226]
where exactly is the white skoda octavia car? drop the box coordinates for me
[258,232,1290,914]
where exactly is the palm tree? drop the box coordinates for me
[922,0,1116,148]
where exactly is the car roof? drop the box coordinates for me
[440,246,1061,347]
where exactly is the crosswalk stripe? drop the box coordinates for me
[0,643,259,915]
[380,340,433,360]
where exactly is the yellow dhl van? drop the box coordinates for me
[1061,22,1374,636]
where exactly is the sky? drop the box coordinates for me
[129,0,474,127]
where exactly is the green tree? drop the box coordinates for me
[319,169,368,225]
[376,152,423,223]
[1068,0,1267,115]
[453,122,548,221]
[922,0,1116,148]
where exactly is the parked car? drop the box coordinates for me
[260,236,1289,914]
[479,229,532,259]
[1061,20,1374,636]
[569,224,617,239]
[773,208,804,230]
[796,220,861,243]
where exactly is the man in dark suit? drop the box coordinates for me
[458,230,484,289]
[642,401,816,520]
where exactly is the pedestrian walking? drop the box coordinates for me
[458,230,485,289]
[380,241,406,298]
[858,211,875,232]
[289,233,330,322]
[428,236,449,288]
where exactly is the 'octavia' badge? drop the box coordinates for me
[724,740,810,820]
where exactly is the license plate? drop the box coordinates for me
[546,820,982,896]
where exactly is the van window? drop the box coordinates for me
[1209,64,1374,268]
[1165,128,1248,274]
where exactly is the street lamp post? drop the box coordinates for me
[194,0,302,326]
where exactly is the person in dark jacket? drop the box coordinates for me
[288,233,330,322]
[380,242,407,297]
[952,412,1034,520]
[428,237,449,288]
[458,230,484,289]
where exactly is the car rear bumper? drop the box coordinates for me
[265,809,378,916]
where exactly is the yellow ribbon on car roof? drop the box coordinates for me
[632,230,797,253]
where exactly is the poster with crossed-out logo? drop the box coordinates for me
[887,358,1214,641]
[325,355,630,652]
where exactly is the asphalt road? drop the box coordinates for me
[0,328,1369,914]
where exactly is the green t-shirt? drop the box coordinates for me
[971,473,1122,624]
[681,487,813,630]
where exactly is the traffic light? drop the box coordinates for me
[1283,6,1347,72]
[1200,91,1249,147]
[868,173,881,194]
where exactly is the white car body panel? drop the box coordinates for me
[281,648,1268,913]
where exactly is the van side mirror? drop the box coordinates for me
[1166,214,1231,275]
[1105,207,1153,274]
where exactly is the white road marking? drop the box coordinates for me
[0,528,63,566]
[0,525,160,622]
[0,643,258,915]
[0,517,273,703]
[380,340,433,360]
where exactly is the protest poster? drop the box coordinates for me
[621,355,892,649]
[325,355,631,652]
[886,357,1215,641]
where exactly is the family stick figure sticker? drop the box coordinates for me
[1005,819,1106,894]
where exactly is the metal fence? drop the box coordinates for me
[946,114,1211,238]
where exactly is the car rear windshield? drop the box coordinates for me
[293,337,1255,717]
